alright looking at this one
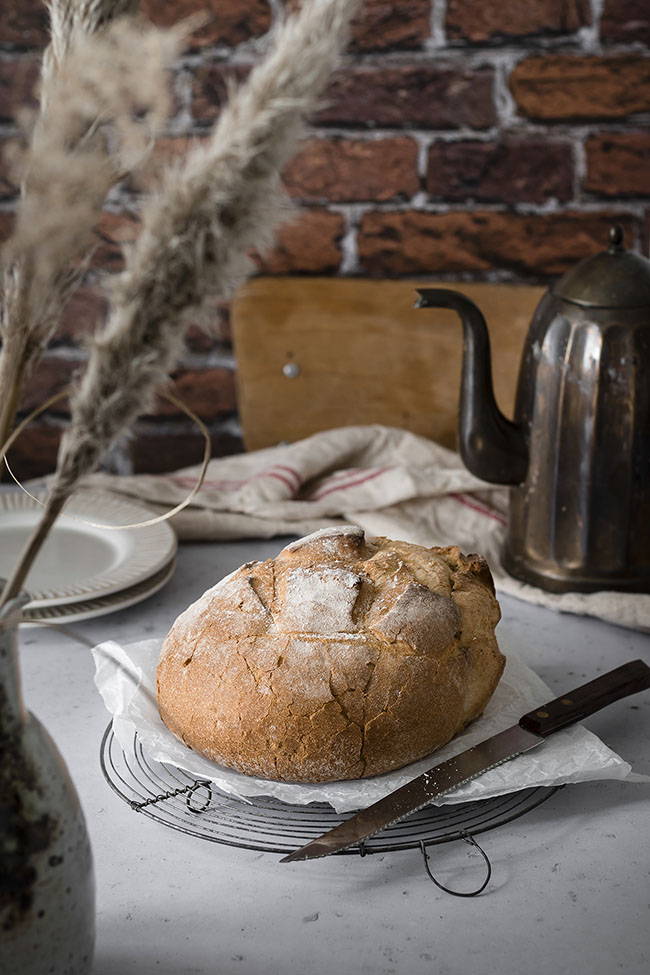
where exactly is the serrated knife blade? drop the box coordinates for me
[280,658,650,863]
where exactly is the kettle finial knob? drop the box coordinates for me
[608,224,624,251]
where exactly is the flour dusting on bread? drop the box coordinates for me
[276,566,362,633]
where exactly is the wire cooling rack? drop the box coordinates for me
[100,724,561,857]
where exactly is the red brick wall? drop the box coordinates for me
[1,0,650,476]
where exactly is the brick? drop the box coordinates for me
[184,301,232,351]
[510,55,650,121]
[54,285,109,342]
[0,137,17,199]
[259,208,345,274]
[357,210,637,278]
[129,422,243,474]
[446,0,589,43]
[586,133,650,197]
[2,420,62,481]
[152,367,237,419]
[351,0,430,51]
[184,324,230,353]
[315,65,497,129]
[17,354,81,415]
[601,0,650,46]
[285,0,430,51]
[0,211,14,246]
[0,58,40,122]
[142,0,271,49]
[92,210,142,271]
[283,137,419,203]
[0,2,50,49]
[191,64,251,124]
[427,138,574,204]
[132,136,200,192]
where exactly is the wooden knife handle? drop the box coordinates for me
[519,659,650,737]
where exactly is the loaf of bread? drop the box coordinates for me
[156,526,505,783]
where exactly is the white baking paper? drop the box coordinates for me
[92,638,646,813]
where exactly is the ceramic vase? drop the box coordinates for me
[0,593,95,975]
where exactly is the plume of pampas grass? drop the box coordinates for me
[42,1,142,97]
[45,0,142,66]
[0,16,178,450]
[0,0,361,606]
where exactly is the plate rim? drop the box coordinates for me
[0,487,177,607]
[22,557,176,623]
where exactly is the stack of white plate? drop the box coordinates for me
[0,488,177,623]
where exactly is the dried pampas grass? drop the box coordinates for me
[6,19,176,269]
[0,0,361,605]
[43,0,142,88]
[46,1,142,57]
[0,16,179,449]
[51,0,362,500]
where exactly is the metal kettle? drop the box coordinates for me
[417,226,650,594]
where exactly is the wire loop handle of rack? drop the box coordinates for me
[420,832,492,897]
[128,780,213,814]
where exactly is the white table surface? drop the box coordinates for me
[16,537,650,975]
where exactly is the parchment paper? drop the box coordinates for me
[92,638,645,813]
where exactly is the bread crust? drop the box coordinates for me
[156,526,505,782]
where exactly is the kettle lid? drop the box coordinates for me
[552,225,650,308]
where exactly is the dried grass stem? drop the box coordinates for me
[0,495,67,604]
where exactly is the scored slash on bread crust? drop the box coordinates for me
[156,525,505,783]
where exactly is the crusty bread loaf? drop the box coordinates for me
[156,526,505,783]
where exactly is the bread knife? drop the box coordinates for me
[281,658,650,862]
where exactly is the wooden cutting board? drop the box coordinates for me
[232,277,544,451]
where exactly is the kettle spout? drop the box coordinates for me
[416,288,528,485]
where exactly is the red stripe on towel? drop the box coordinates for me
[451,492,507,526]
[261,469,297,492]
[270,464,303,489]
[311,466,394,501]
